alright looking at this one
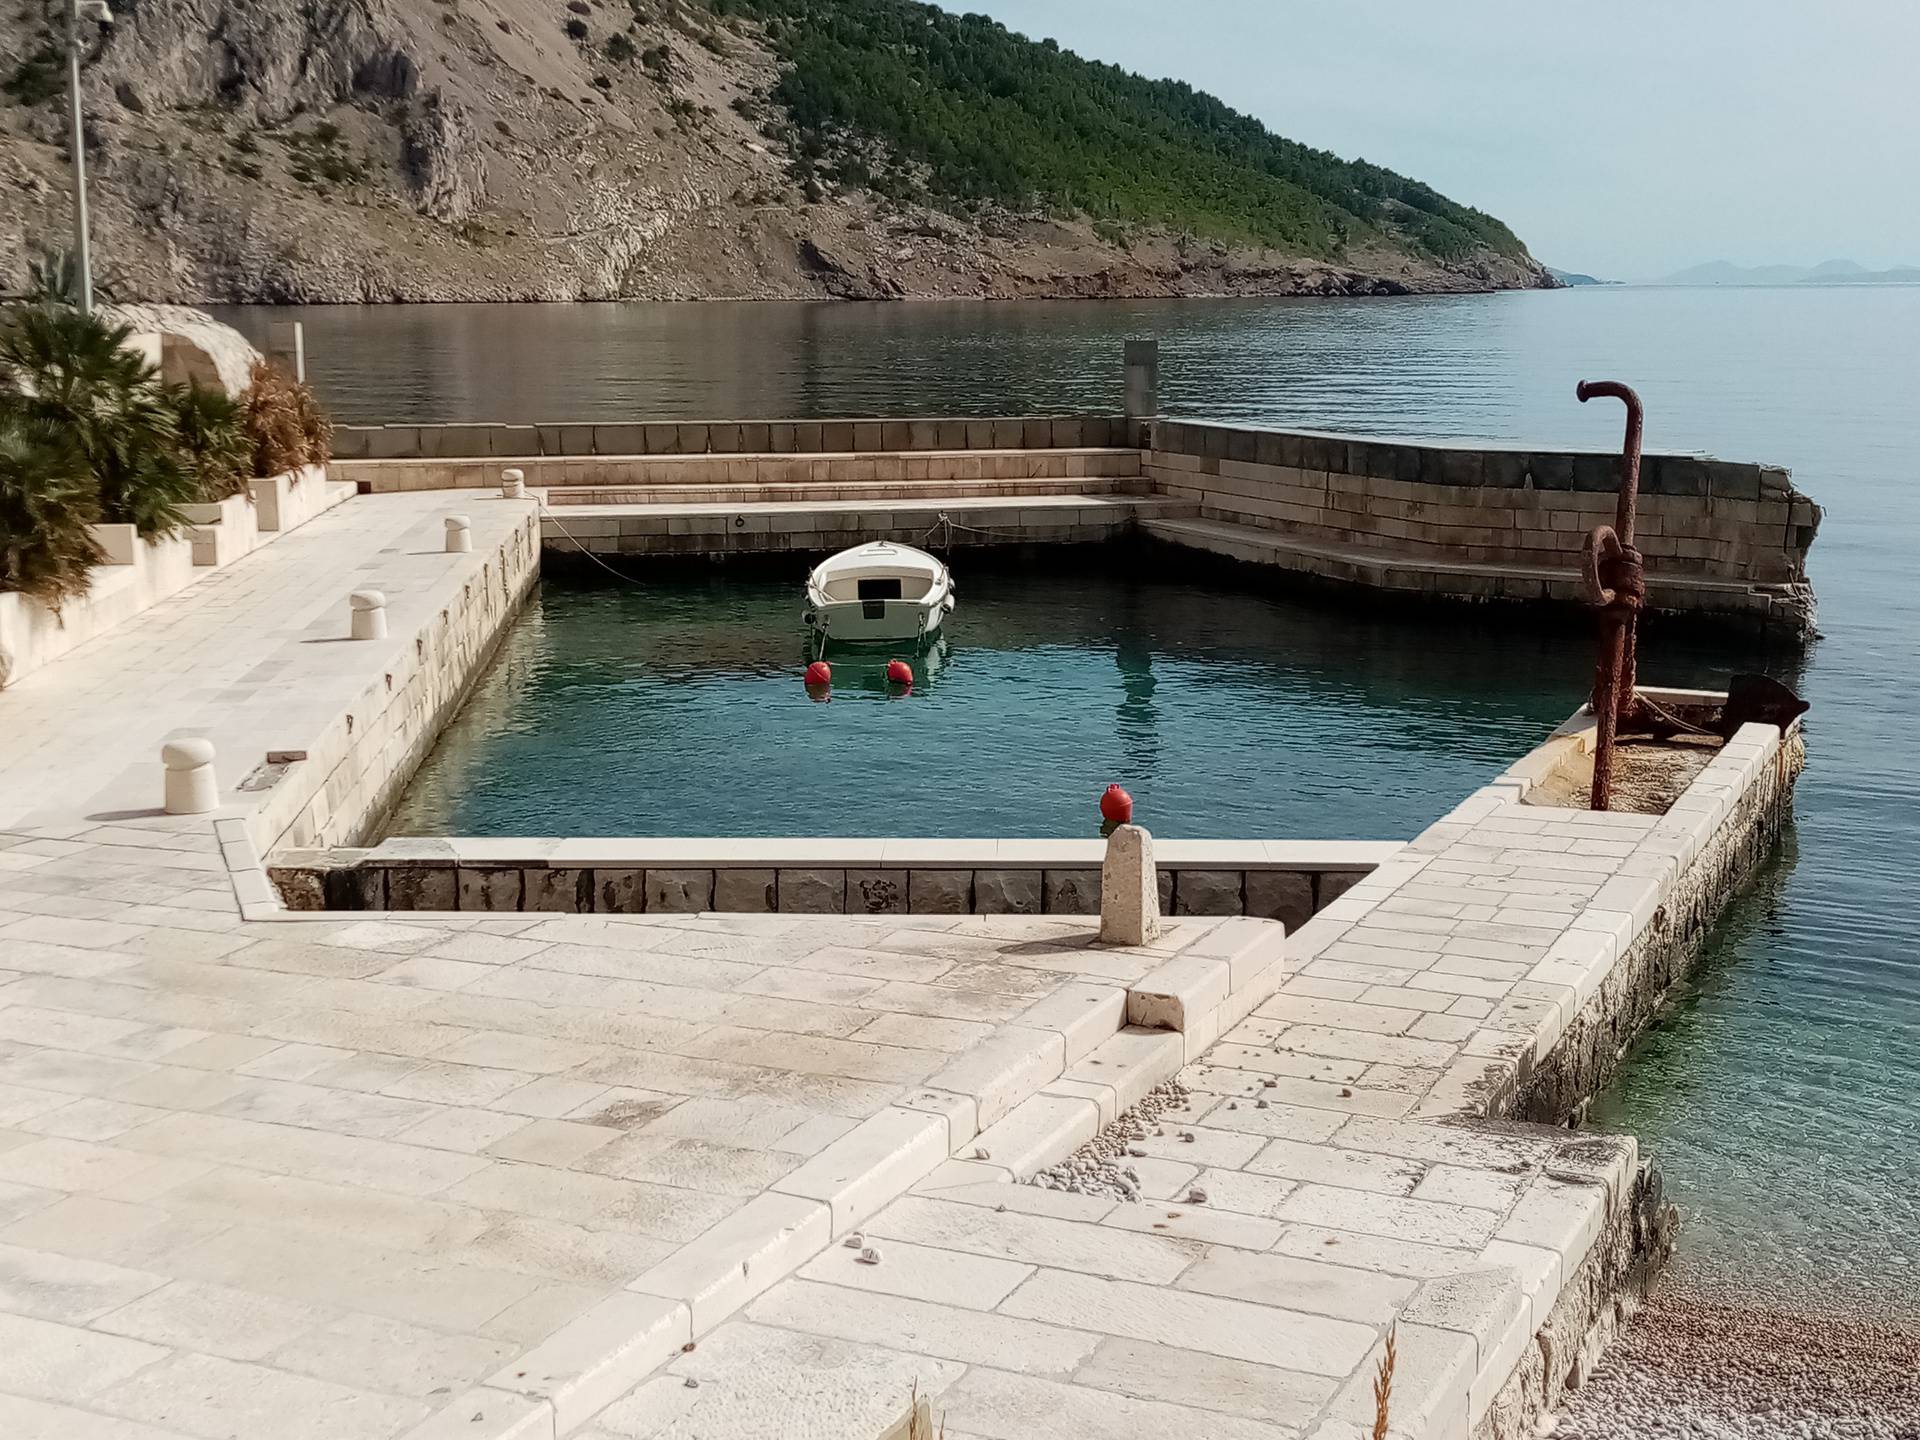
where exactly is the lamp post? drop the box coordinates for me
[63,0,114,314]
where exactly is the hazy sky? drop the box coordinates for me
[966,1,1920,278]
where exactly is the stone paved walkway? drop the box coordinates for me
[0,490,1789,1440]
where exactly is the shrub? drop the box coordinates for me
[169,384,252,501]
[604,32,637,63]
[0,303,198,539]
[0,404,102,607]
[564,17,589,41]
[242,359,331,478]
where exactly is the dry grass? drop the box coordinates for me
[1373,1324,1398,1440]
[241,358,332,478]
[903,1380,945,1440]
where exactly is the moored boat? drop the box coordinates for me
[803,541,956,643]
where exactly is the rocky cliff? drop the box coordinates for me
[0,0,1553,304]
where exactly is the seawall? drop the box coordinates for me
[330,414,1820,636]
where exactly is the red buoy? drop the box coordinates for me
[1100,784,1134,825]
[886,659,914,685]
[804,661,831,688]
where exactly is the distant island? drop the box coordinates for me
[0,0,1551,304]
[1649,259,1920,286]
[1546,267,1615,286]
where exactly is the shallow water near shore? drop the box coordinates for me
[231,286,1920,1315]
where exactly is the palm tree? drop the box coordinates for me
[0,300,199,538]
[0,402,102,606]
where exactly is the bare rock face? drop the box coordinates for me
[0,0,1553,304]
[400,93,481,224]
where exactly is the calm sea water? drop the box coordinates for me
[232,288,1919,1308]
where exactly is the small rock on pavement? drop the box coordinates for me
[843,1232,863,1248]
[856,1246,882,1265]
[1186,1187,1208,1205]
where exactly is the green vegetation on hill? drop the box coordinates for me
[720,0,1528,263]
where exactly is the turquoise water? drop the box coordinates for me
[390,548,1723,840]
[267,286,1916,1310]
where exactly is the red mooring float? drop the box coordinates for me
[803,661,831,688]
[1100,784,1134,825]
[886,659,914,685]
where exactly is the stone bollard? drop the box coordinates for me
[348,589,387,641]
[444,515,473,553]
[501,468,526,500]
[161,738,218,815]
[1100,823,1161,945]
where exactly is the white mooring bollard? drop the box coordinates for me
[161,738,219,816]
[501,468,526,499]
[445,515,473,553]
[348,589,388,641]
[1100,823,1161,945]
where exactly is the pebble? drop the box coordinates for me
[1021,1079,1193,1202]
[855,1246,882,1266]
[973,1146,991,1160]
[683,1378,700,1389]
[1255,1098,1269,1109]
[842,1233,863,1248]
[1185,1187,1208,1205]
[1179,1131,1195,1143]
[1262,1078,1276,1088]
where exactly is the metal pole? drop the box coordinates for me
[65,0,95,315]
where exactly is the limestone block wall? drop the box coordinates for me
[332,416,1136,462]
[246,514,543,858]
[1145,419,1819,588]
[266,839,1397,922]
[336,446,1144,495]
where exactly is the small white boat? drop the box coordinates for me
[803,541,956,643]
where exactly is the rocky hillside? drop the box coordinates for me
[0,0,1553,303]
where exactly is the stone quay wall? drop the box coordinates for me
[244,513,543,861]
[1145,418,1820,631]
[332,416,1138,463]
[265,839,1395,923]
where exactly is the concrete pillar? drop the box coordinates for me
[268,320,306,383]
[348,589,387,641]
[1100,823,1161,945]
[501,468,526,499]
[161,738,218,815]
[1124,339,1159,420]
[444,515,472,553]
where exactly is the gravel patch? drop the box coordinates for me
[1024,1079,1191,1201]
[1550,1266,1920,1440]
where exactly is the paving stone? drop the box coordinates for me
[590,1323,963,1440]
[269,1312,517,1399]
[1071,1334,1337,1429]
[1273,1223,1483,1279]
[800,1235,1032,1309]
[750,1278,1099,1375]
[939,1364,1298,1440]
[869,1196,1193,1284]
[1100,1199,1283,1251]
[1172,868,1243,915]
[485,1119,620,1168]
[93,1278,328,1361]
[629,1190,828,1332]
[1279,1183,1502,1249]
[1178,1247,1417,1323]
[0,1241,166,1324]
[488,1290,689,1433]
[1245,1135,1426,1194]
[998,1268,1374,1375]
[99,1351,429,1439]
[772,1106,949,1234]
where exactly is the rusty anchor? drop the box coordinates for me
[1575,382,1809,809]
[1575,380,1650,811]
